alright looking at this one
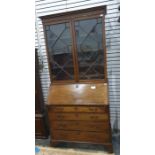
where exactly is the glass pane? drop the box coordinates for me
[45,23,74,81]
[75,18,104,80]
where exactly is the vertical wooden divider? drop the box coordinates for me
[70,20,79,82]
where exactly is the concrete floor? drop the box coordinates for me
[35,132,120,155]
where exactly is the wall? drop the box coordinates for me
[35,0,120,131]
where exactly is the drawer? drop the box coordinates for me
[48,106,108,113]
[51,121,110,132]
[49,113,108,121]
[52,130,111,143]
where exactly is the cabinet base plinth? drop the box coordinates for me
[50,140,113,153]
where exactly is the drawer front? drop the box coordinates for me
[49,113,108,121]
[52,130,111,143]
[51,121,110,132]
[48,106,108,113]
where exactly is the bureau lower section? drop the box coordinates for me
[47,105,113,152]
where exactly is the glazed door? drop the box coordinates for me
[45,22,75,81]
[74,17,105,80]
[44,14,106,82]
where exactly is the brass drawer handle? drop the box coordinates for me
[90,116,98,119]
[58,124,66,128]
[89,107,97,112]
[74,107,78,111]
[57,115,64,119]
[100,107,106,111]
[55,107,64,111]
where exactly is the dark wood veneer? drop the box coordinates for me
[35,50,48,139]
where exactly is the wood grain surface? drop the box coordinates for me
[52,130,110,143]
[47,83,109,105]
[50,121,110,132]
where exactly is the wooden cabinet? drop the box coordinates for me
[41,6,113,153]
[35,50,48,139]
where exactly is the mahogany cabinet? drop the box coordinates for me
[35,50,48,139]
[41,6,113,152]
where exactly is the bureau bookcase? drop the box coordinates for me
[41,6,113,153]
